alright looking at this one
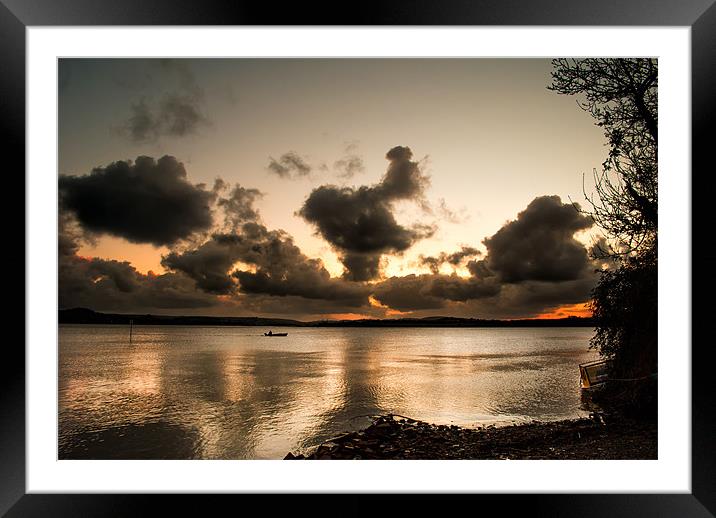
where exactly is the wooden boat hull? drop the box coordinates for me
[579,359,609,388]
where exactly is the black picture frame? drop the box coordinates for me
[4,0,714,514]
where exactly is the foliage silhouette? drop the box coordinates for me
[550,59,658,414]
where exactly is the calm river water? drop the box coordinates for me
[59,325,597,459]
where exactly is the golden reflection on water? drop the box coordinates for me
[124,345,162,397]
[59,325,598,459]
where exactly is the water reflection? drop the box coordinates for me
[306,330,391,447]
[59,325,598,459]
[59,420,200,460]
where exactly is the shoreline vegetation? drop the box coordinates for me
[284,412,657,460]
[59,308,595,328]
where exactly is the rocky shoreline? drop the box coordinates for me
[284,413,657,460]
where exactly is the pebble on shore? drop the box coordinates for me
[284,413,657,460]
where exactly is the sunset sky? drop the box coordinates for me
[58,58,610,320]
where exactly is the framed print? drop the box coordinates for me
[4,0,715,514]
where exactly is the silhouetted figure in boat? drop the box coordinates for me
[267,330,272,336]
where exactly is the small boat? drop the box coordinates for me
[579,359,610,389]
[264,332,288,337]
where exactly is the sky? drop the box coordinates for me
[58,58,611,321]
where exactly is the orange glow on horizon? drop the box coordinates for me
[534,302,592,320]
[323,313,370,321]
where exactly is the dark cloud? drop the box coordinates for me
[116,60,209,143]
[232,231,370,305]
[372,273,500,311]
[163,225,369,305]
[489,277,597,317]
[268,144,365,181]
[161,235,243,295]
[58,148,599,319]
[466,258,495,279]
[446,246,481,264]
[158,187,264,295]
[333,144,365,179]
[299,146,434,281]
[120,93,209,143]
[157,94,207,137]
[373,195,598,316]
[372,275,447,311]
[267,152,312,179]
[420,246,481,274]
[58,210,86,257]
[372,271,594,317]
[123,99,156,142]
[479,195,593,283]
[334,155,364,179]
[58,209,217,311]
[376,146,430,200]
[59,253,217,311]
[59,174,368,312]
[215,183,263,231]
[299,186,425,253]
[159,184,370,305]
[387,276,597,320]
[428,274,501,301]
[235,293,382,319]
[59,156,214,246]
[339,253,381,283]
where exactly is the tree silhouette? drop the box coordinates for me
[550,58,657,257]
[550,59,658,413]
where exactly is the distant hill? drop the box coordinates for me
[59,308,595,327]
[58,308,305,327]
